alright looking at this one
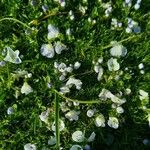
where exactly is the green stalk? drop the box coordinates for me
[0,17,32,30]
[53,89,107,104]
[54,92,60,150]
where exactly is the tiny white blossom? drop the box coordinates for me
[24,143,36,150]
[125,88,131,95]
[4,47,22,64]
[70,145,83,150]
[65,110,80,121]
[70,15,75,20]
[60,86,70,94]
[65,66,73,73]
[7,107,14,115]
[54,62,59,69]
[39,109,49,123]
[116,106,124,114]
[139,90,149,100]
[54,41,67,54]
[74,62,81,69]
[66,28,71,35]
[107,117,119,129]
[148,114,150,127]
[95,114,105,127]
[73,101,80,106]
[52,119,65,131]
[87,109,94,117]
[59,74,66,81]
[48,24,59,39]
[66,77,82,90]
[0,61,6,67]
[99,89,110,100]
[143,138,149,145]
[58,63,67,72]
[138,63,144,69]
[48,136,56,145]
[140,70,145,74]
[87,132,96,142]
[110,45,127,57]
[84,145,91,150]
[98,57,103,63]
[40,44,55,58]
[94,65,100,73]
[60,0,66,7]
[107,58,120,71]
[21,82,33,95]
[97,67,103,81]
[72,131,84,142]
[134,3,140,10]
[125,27,132,33]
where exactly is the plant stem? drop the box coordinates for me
[0,18,32,30]
[53,89,105,104]
[54,92,60,150]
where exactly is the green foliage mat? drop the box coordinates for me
[0,0,150,150]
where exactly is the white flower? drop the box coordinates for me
[60,0,66,7]
[97,67,103,81]
[110,45,127,57]
[125,27,132,33]
[65,110,80,121]
[84,145,91,150]
[70,145,83,150]
[107,58,120,71]
[66,77,82,90]
[66,28,71,35]
[143,138,149,145]
[125,88,131,95]
[24,143,36,150]
[58,63,67,72]
[65,66,73,73]
[87,132,96,142]
[74,62,81,69]
[98,89,110,100]
[107,117,119,129]
[21,82,33,95]
[98,57,103,63]
[60,86,70,94]
[148,114,150,127]
[87,109,95,117]
[116,106,124,114]
[139,90,149,100]
[48,136,56,145]
[72,131,84,142]
[138,63,144,69]
[134,3,140,10]
[94,65,100,73]
[95,114,105,127]
[54,41,67,54]
[52,119,65,131]
[4,47,22,64]
[47,24,59,39]
[59,75,66,81]
[7,107,14,115]
[140,70,145,74]
[39,109,49,123]
[73,101,80,106]
[0,61,6,67]
[40,44,55,58]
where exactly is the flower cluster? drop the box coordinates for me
[111,18,122,30]
[40,41,67,58]
[93,57,103,81]
[125,18,141,33]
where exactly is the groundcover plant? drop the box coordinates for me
[0,0,150,150]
